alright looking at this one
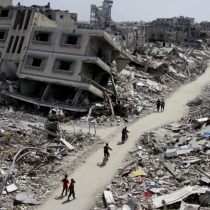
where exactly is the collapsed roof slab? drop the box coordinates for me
[18,74,104,98]
[89,31,133,61]
[82,57,111,74]
[7,93,89,112]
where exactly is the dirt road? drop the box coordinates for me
[38,66,210,210]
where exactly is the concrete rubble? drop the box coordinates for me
[1,41,209,127]
[94,94,210,209]
[0,107,106,209]
[0,1,210,210]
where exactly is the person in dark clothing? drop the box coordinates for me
[124,127,130,138]
[61,175,69,196]
[104,143,112,158]
[156,99,161,112]
[67,179,76,201]
[161,99,165,112]
[122,128,126,143]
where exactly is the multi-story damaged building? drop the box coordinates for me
[0,2,132,112]
[150,16,195,27]
[90,0,113,30]
[138,26,176,46]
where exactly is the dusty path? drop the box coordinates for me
[39,66,210,210]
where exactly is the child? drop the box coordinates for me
[68,178,76,200]
[61,175,69,196]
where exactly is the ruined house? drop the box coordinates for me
[0,3,132,112]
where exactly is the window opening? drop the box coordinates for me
[24,10,31,30]
[17,36,24,53]
[19,10,26,29]
[36,33,50,42]
[13,10,21,29]
[59,61,71,70]
[1,10,9,17]
[67,36,78,45]
[32,58,42,67]
[0,32,5,39]
[12,36,19,53]
[6,36,14,53]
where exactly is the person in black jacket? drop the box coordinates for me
[161,99,165,112]
[104,143,112,158]
[156,99,161,112]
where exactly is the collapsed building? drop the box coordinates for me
[0,2,133,114]
[1,1,210,210]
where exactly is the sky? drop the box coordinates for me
[13,0,210,23]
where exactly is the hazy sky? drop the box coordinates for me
[13,0,209,23]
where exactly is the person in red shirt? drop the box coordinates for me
[61,175,69,196]
[67,178,76,201]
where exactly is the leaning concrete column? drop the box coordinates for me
[111,74,118,96]
[41,84,52,100]
[105,92,114,118]
[72,89,83,105]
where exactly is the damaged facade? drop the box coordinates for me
[0,3,132,113]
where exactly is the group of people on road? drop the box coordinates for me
[156,98,165,112]
[60,98,165,202]
[61,175,76,201]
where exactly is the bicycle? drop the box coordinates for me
[102,153,109,166]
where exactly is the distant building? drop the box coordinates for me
[90,0,113,30]
[150,16,195,27]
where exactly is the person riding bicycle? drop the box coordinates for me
[104,143,112,158]
[124,127,130,138]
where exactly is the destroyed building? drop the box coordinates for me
[0,3,133,113]
[90,0,113,30]
[150,16,195,27]
[137,26,176,47]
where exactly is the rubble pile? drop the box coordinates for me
[98,42,210,120]
[0,42,209,126]
[0,108,104,209]
[94,121,210,209]
[181,82,210,130]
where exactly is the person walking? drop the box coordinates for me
[122,128,126,143]
[104,143,112,159]
[124,127,130,138]
[156,99,161,112]
[161,99,165,112]
[61,175,69,196]
[67,178,76,201]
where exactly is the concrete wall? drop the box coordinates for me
[19,51,84,82]
[28,27,90,56]
[20,79,37,95]
[55,12,77,28]
[1,9,36,63]
[35,13,57,27]
[0,0,12,7]
[1,60,17,77]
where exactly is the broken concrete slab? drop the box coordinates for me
[104,191,115,206]
[152,186,208,208]
[15,192,40,205]
[6,184,18,193]
[122,199,136,210]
